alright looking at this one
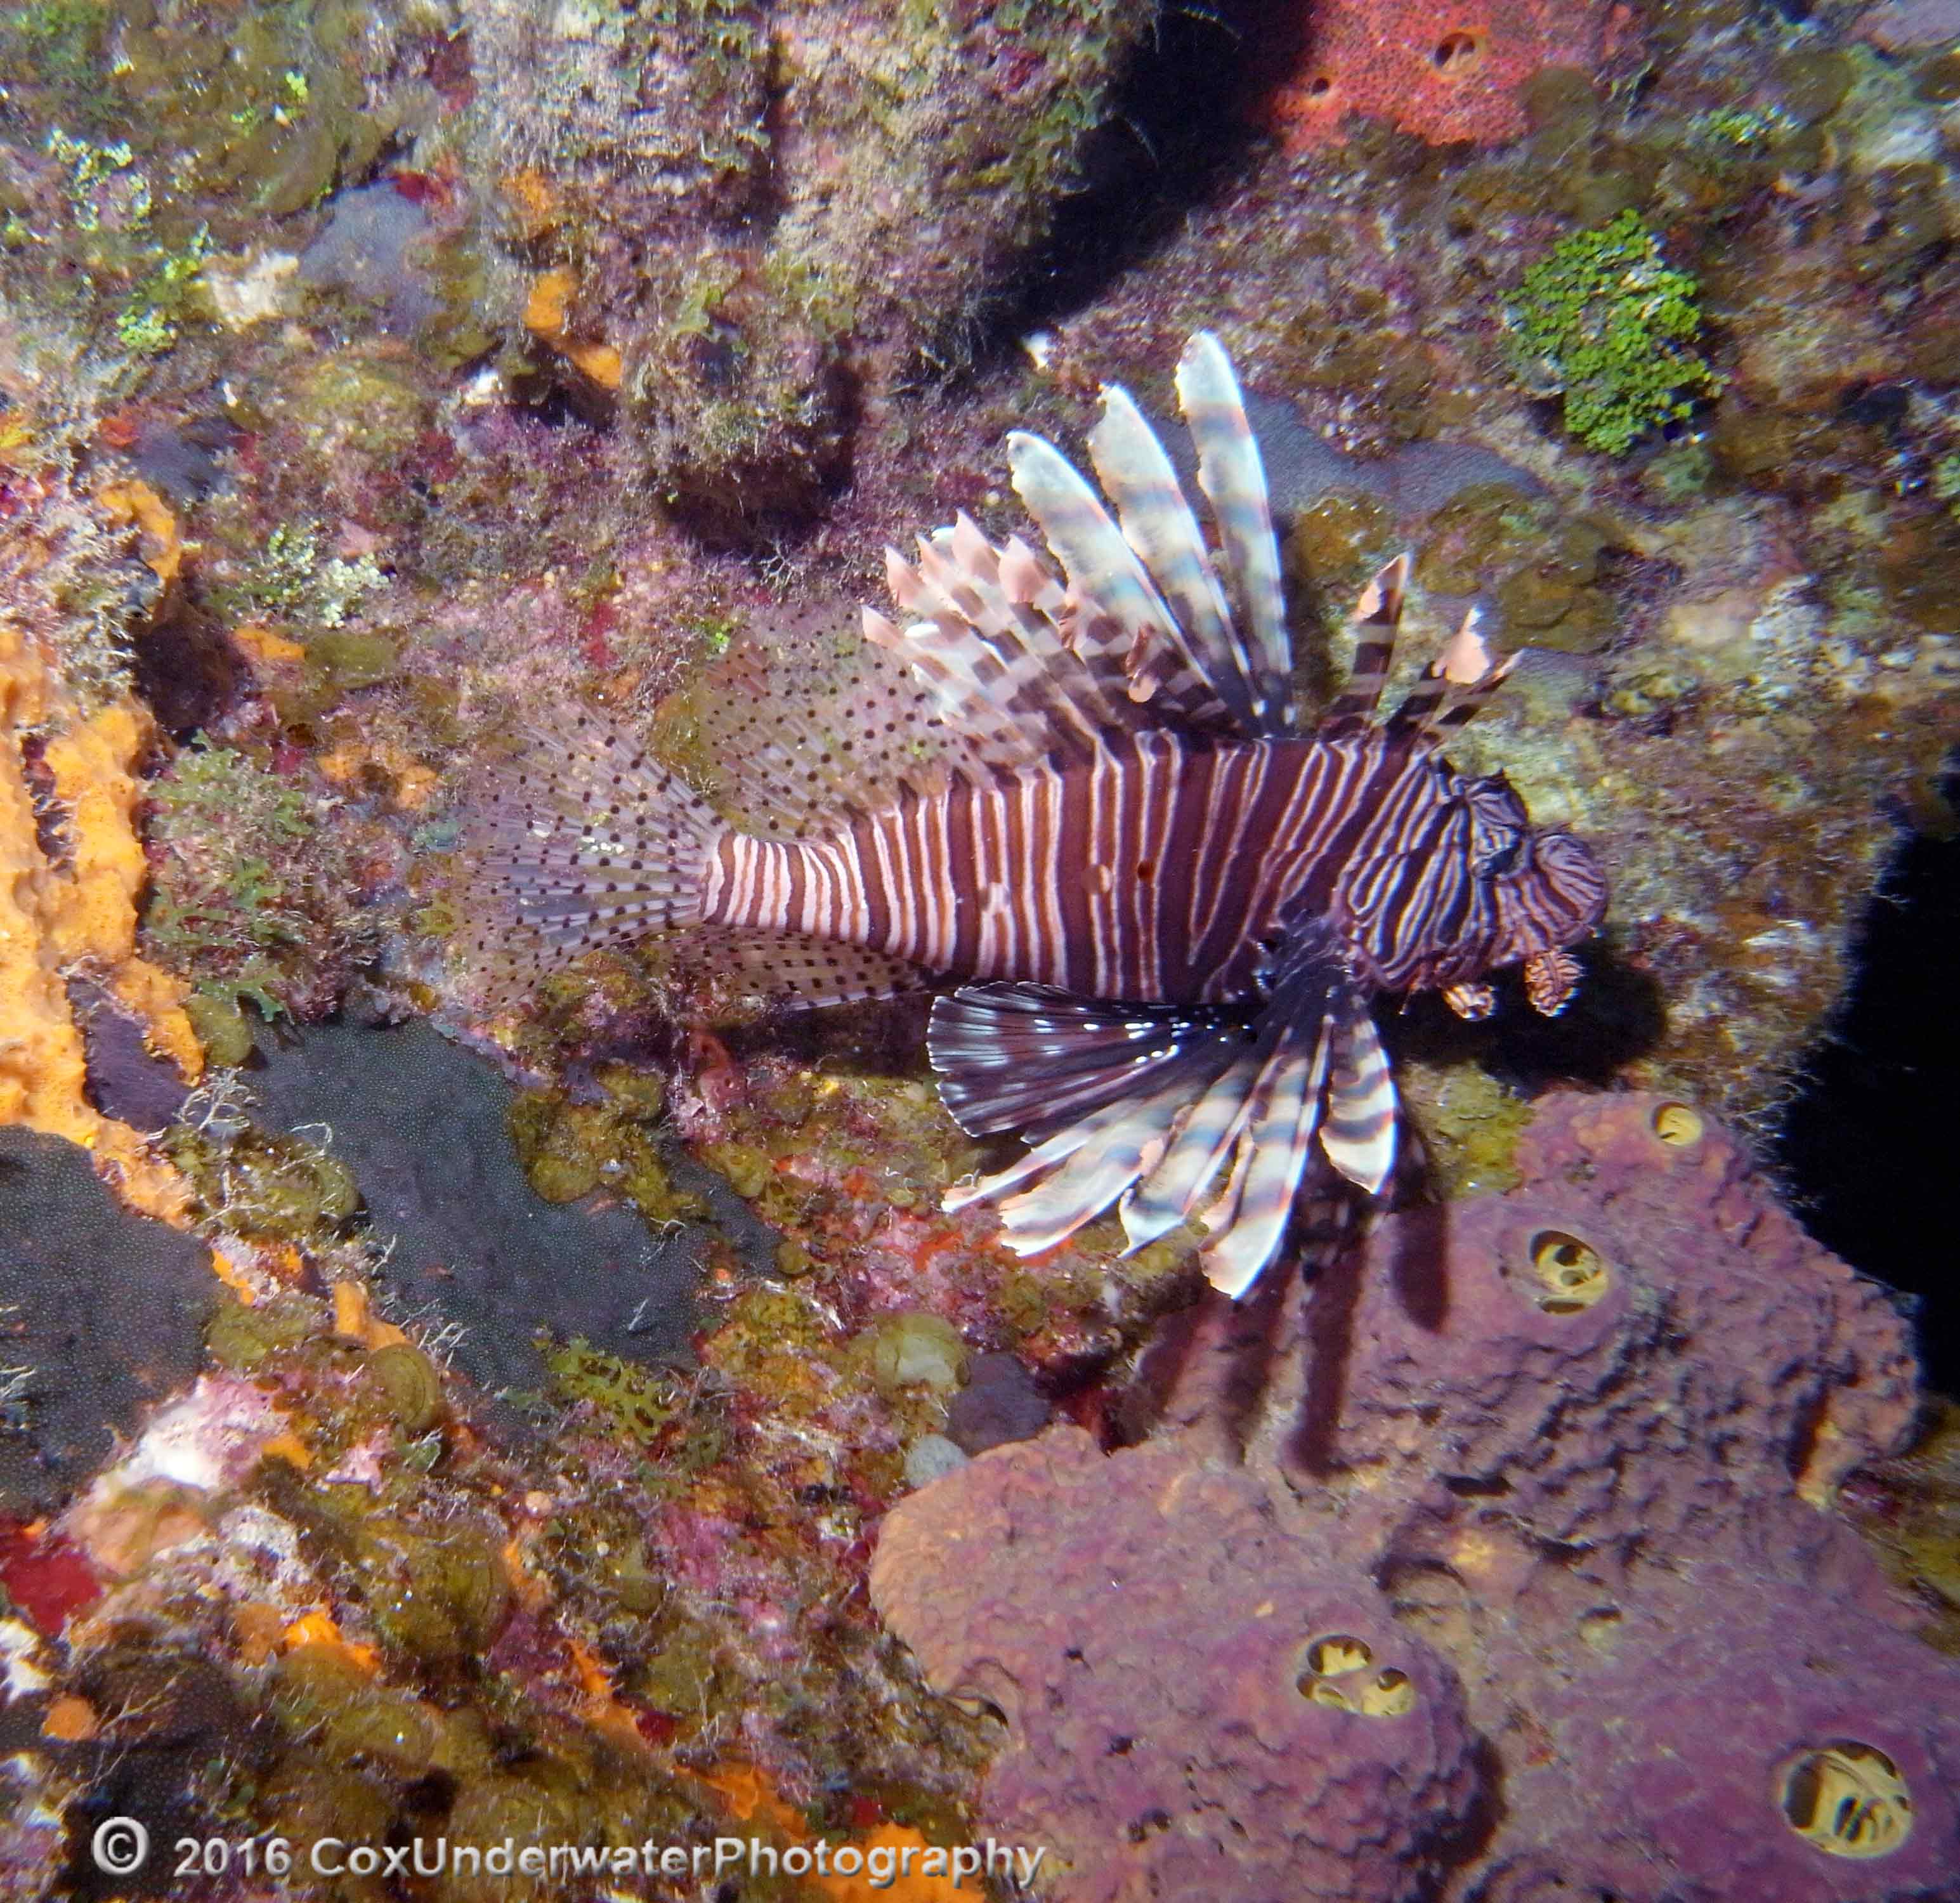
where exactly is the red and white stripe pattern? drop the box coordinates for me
[466,330,1609,1299]
[699,725,1588,1012]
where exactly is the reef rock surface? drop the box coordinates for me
[872,1093,1956,1902]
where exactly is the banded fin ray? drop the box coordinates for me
[1318,1009,1398,1194]
[932,927,1392,1287]
[1390,607,1515,739]
[1003,432,1238,736]
[1173,332,1293,731]
[875,516,1144,761]
[991,1069,1217,1256]
[1198,1017,1334,1298]
[1118,1050,1264,1252]
[929,984,1245,1141]
[1085,385,1251,730]
[1320,555,1410,728]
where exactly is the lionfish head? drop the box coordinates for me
[1481,823,1609,1016]
[1397,769,1608,1019]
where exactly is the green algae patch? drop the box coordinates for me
[1505,210,1716,455]
[1397,1061,1534,1199]
[544,1336,681,1448]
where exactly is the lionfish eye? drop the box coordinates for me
[1476,836,1522,879]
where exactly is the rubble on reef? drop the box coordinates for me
[875,1094,1957,1901]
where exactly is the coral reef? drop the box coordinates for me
[0,457,200,1217]
[875,1094,1957,1899]
[141,736,368,1047]
[1257,1,1636,151]
[0,0,1955,1890]
[464,0,1149,525]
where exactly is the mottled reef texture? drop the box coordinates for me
[3,0,1960,1897]
[875,1093,1955,1901]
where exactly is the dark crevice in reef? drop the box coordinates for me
[1777,773,1960,1394]
[993,0,1295,342]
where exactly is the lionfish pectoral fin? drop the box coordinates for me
[1196,1016,1335,1298]
[931,984,1250,1249]
[1317,1009,1397,1194]
[927,984,1241,1139]
[992,1075,1201,1255]
[1119,1052,1262,1252]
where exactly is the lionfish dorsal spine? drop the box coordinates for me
[1320,553,1413,727]
[1085,383,1249,723]
[1173,331,1294,731]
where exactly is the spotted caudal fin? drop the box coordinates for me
[459,705,728,997]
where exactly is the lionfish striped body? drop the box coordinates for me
[467,335,1607,1295]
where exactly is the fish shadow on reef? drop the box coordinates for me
[1120,947,1665,1472]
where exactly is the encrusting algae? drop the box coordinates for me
[0,615,200,1220]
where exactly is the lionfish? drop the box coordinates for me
[466,334,1607,1297]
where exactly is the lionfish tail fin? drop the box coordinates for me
[458,705,724,996]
